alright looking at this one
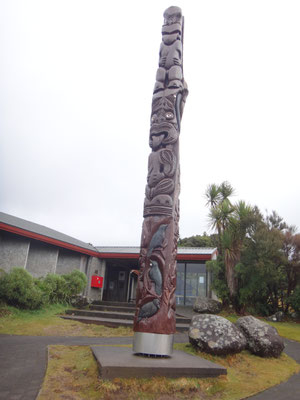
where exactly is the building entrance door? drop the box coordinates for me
[105,266,128,302]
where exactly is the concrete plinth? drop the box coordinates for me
[91,346,227,380]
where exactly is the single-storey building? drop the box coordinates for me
[0,212,217,305]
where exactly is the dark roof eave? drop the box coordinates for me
[97,252,213,261]
[0,223,99,257]
[0,215,217,261]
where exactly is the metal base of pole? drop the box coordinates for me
[133,332,174,357]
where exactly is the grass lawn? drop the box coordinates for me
[266,320,300,342]
[0,304,133,337]
[1,304,299,342]
[37,343,300,400]
[1,304,300,399]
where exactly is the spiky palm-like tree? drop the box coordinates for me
[205,182,235,256]
[219,181,235,201]
[205,183,222,209]
[208,199,234,255]
[206,183,254,302]
[222,201,254,298]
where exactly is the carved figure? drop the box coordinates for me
[154,6,184,93]
[133,6,188,354]
[144,147,178,217]
[149,96,179,151]
[147,149,176,188]
[147,224,168,257]
[149,260,162,296]
[137,299,160,322]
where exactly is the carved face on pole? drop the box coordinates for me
[149,96,179,151]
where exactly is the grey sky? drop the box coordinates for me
[1,0,299,246]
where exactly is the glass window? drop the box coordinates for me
[186,263,206,273]
[185,263,207,305]
[175,263,185,305]
[175,262,207,305]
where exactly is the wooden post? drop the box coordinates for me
[133,6,188,356]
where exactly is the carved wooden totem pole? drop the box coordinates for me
[133,6,188,356]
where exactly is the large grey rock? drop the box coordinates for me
[236,316,284,358]
[291,311,300,320]
[193,296,222,314]
[189,314,247,355]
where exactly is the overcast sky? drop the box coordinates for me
[1,0,299,246]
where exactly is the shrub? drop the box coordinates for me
[0,268,88,309]
[39,270,87,304]
[62,270,87,300]
[38,274,68,304]
[206,259,230,305]
[0,268,44,309]
[289,286,300,313]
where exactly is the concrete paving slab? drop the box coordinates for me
[91,345,227,379]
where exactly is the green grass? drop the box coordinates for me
[175,343,300,399]
[37,344,300,400]
[1,304,299,342]
[266,320,300,342]
[0,304,133,337]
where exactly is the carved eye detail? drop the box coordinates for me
[151,114,157,123]
[165,112,174,120]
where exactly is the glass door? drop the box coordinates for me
[175,262,207,305]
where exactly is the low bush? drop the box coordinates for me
[38,274,68,304]
[0,268,44,309]
[39,270,87,304]
[62,270,87,301]
[0,268,88,310]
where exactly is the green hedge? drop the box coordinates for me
[0,268,44,309]
[0,268,88,310]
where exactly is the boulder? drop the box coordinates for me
[236,316,284,358]
[267,311,285,322]
[189,314,247,355]
[291,311,300,320]
[193,296,222,314]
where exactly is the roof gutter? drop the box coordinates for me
[97,252,213,261]
[0,223,99,257]
[1,222,217,261]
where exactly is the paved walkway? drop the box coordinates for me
[0,333,299,400]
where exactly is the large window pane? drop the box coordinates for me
[185,263,206,305]
[175,263,185,305]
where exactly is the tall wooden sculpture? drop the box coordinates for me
[133,6,188,356]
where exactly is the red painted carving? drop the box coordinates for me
[133,6,188,335]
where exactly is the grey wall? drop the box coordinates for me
[25,240,58,278]
[0,230,107,301]
[0,231,30,272]
[85,257,106,301]
[56,248,85,275]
